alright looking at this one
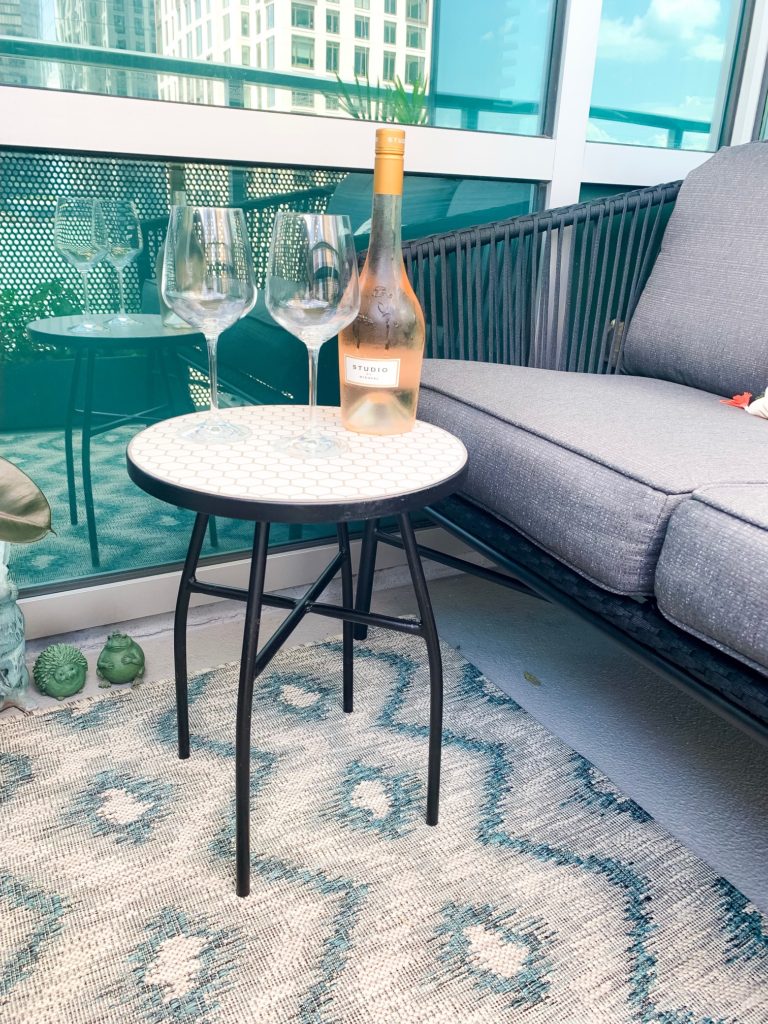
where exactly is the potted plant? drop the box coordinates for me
[0,456,52,711]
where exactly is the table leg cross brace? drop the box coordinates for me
[173,512,443,897]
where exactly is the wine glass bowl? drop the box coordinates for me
[266,212,359,456]
[53,196,108,334]
[162,205,256,443]
[102,199,143,327]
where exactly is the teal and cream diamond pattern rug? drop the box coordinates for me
[0,634,765,1022]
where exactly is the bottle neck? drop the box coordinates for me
[367,192,403,272]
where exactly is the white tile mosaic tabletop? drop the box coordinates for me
[127,406,467,514]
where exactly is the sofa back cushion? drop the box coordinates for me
[622,141,768,398]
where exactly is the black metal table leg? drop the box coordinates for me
[82,347,99,567]
[173,512,209,760]
[337,523,354,713]
[398,512,443,826]
[353,518,378,641]
[236,521,271,898]
[64,349,82,526]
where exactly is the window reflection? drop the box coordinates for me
[0,147,538,592]
[0,1,558,137]
[589,0,745,151]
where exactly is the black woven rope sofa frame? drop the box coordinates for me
[367,180,768,746]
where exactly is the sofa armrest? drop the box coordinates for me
[400,182,681,374]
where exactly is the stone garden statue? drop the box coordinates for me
[0,456,52,712]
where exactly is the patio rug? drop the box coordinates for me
[0,634,766,1023]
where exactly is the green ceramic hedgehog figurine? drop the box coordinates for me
[33,644,88,700]
[96,633,145,687]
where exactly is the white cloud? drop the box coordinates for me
[597,17,667,62]
[651,94,716,119]
[649,0,720,39]
[597,1,725,65]
[586,122,622,143]
[689,33,725,60]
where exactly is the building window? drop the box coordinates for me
[223,48,231,64]
[404,54,424,84]
[383,50,396,82]
[326,41,339,73]
[384,21,396,45]
[242,44,251,65]
[406,0,427,22]
[223,13,230,38]
[384,0,396,12]
[354,46,369,77]
[266,36,275,68]
[255,11,261,32]
[406,25,425,48]
[194,0,201,17]
[326,11,339,33]
[292,90,314,108]
[326,95,340,110]
[292,3,314,29]
[291,35,315,69]
[266,4,274,29]
[355,0,370,7]
[195,25,202,51]
[354,15,369,39]
[206,22,212,47]
[241,12,249,35]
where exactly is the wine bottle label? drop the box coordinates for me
[344,355,401,388]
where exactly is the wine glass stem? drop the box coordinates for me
[307,344,320,433]
[206,334,220,416]
[116,266,127,315]
[81,271,92,321]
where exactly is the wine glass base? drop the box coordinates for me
[107,313,140,327]
[280,431,347,459]
[69,320,106,335]
[180,416,250,445]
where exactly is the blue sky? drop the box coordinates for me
[590,0,740,147]
[436,0,739,147]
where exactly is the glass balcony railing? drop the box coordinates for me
[0,0,561,137]
[0,146,538,595]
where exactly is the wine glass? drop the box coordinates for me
[53,197,108,334]
[266,212,360,457]
[161,205,256,443]
[102,199,143,327]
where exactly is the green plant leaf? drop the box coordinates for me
[0,456,52,544]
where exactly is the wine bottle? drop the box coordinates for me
[157,165,190,329]
[338,128,425,434]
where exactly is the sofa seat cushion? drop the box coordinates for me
[656,485,768,673]
[418,360,767,597]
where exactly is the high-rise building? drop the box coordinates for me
[157,0,433,116]
[0,0,44,87]
[55,0,158,99]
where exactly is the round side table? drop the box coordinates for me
[28,314,203,567]
[127,405,468,897]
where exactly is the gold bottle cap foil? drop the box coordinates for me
[375,127,406,156]
[373,127,405,196]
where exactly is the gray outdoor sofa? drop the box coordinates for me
[366,140,768,740]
